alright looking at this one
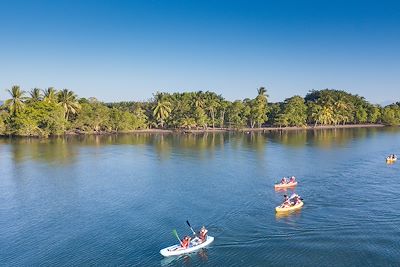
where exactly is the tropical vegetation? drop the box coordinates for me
[0,85,399,137]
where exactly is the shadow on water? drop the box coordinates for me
[160,248,210,266]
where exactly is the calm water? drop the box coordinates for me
[1,128,400,266]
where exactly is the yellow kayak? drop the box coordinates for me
[275,201,304,213]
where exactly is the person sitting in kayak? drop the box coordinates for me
[280,177,288,184]
[199,226,208,242]
[281,194,291,207]
[290,194,302,205]
[282,201,291,208]
[181,236,191,249]
[283,194,289,201]
[289,176,296,183]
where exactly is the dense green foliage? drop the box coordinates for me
[0,87,147,137]
[0,86,399,137]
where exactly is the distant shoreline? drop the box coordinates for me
[68,123,386,135]
[0,124,390,138]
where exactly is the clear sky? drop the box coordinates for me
[0,0,399,104]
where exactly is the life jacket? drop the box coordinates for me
[181,239,189,248]
[200,230,207,240]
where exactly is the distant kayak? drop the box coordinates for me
[274,181,298,189]
[275,201,304,213]
[160,236,214,257]
[386,157,397,162]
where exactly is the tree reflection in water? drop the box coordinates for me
[0,127,395,165]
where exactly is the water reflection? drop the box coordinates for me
[160,248,209,266]
[275,209,303,220]
[0,127,397,165]
[4,137,78,165]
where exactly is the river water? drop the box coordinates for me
[1,128,400,266]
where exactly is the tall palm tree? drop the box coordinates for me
[205,92,220,128]
[43,87,58,103]
[153,93,172,128]
[5,85,26,115]
[57,89,81,120]
[255,87,268,128]
[29,88,42,102]
[257,87,267,97]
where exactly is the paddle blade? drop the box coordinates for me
[186,220,191,227]
[172,229,179,239]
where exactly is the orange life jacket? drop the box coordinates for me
[181,239,189,248]
[200,230,208,240]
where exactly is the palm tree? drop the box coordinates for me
[334,100,350,125]
[193,91,205,108]
[153,93,172,128]
[205,92,220,128]
[218,100,229,128]
[57,89,81,120]
[43,87,58,103]
[318,106,335,125]
[29,88,42,102]
[255,87,269,128]
[180,116,196,130]
[5,85,26,115]
[257,87,268,97]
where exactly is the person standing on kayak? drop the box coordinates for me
[199,226,208,242]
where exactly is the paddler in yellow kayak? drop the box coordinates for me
[280,193,302,208]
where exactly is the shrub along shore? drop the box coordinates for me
[0,86,399,137]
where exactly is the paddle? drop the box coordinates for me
[172,229,183,246]
[186,220,197,236]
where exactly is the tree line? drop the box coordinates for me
[0,85,399,137]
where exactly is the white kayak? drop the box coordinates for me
[160,236,214,257]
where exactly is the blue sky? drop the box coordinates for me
[0,0,399,103]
